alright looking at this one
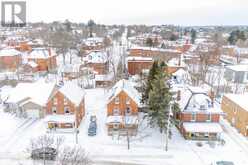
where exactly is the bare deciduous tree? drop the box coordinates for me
[57,146,91,165]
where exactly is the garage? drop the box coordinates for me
[25,109,40,118]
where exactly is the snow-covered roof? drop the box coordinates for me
[108,79,141,107]
[225,65,248,72]
[106,116,122,124]
[58,82,85,106]
[127,56,153,62]
[224,93,248,112]
[0,48,21,57]
[183,122,222,133]
[61,64,81,73]
[177,86,222,113]
[129,46,181,53]
[26,48,56,59]
[82,37,103,46]
[106,115,138,125]
[44,114,75,123]
[7,79,55,106]
[27,61,38,68]
[124,116,139,125]
[95,74,113,81]
[83,50,107,63]
[167,56,186,67]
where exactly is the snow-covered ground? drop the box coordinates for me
[0,87,248,165]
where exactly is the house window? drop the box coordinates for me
[206,114,211,122]
[233,107,237,114]
[64,98,68,105]
[64,107,70,114]
[191,113,196,122]
[52,107,57,114]
[53,98,57,105]
[115,97,119,104]
[126,98,131,105]
[125,107,131,115]
[113,108,119,116]
[113,123,119,129]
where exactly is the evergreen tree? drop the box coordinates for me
[146,38,154,47]
[190,29,197,44]
[147,70,171,134]
[141,61,159,104]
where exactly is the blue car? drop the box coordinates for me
[88,121,97,136]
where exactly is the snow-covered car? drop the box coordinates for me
[31,147,57,160]
[211,161,234,165]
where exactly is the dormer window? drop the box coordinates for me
[206,113,211,122]
[115,97,119,104]
[53,98,57,105]
[64,107,70,114]
[126,98,131,105]
[200,105,206,110]
[64,98,68,105]
[191,113,196,122]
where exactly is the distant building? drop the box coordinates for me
[0,48,22,71]
[127,56,153,75]
[24,48,57,72]
[221,93,248,136]
[128,46,181,61]
[83,50,109,75]
[224,65,248,84]
[81,37,105,52]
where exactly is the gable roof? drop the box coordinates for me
[177,86,221,113]
[58,82,85,106]
[7,79,56,106]
[108,79,141,106]
[0,48,21,57]
[83,50,107,64]
[26,48,56,59]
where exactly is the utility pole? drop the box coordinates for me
[165,103,171,151]
[75,107,79,144]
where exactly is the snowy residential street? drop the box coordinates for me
[0,88,247,165]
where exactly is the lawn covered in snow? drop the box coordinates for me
[0,86,248,165]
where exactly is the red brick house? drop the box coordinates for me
[106,79,141,136]
[24,48,57,72]
[128,46,181,61]
[45,82,85,129]
[127,56,153,75]
[0,48,22,71]
[175,86,223,140]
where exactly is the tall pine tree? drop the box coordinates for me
[147,70,172,133]
[141,61,160,104]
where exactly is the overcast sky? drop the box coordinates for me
[18,0,248,25]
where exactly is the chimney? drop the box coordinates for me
[48,48,51,56]
[177,90,181,101]
[209,90,215,107]
[178,55,181,66]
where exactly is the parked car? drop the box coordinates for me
[211,161,234,165]
[31,147,57,160]
[88,121,97,136]
[90,115,97,122]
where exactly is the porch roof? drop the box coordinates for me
[44,114,75,123]
[106,115,139,125]
[183,122,222,133]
